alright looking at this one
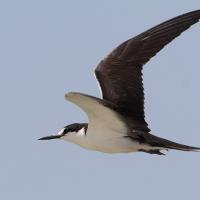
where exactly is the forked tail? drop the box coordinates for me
[147,133,200,152]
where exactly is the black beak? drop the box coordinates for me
[38,135,61,140]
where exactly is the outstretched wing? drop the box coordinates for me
[95,10,200,124]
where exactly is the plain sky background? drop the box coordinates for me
[1,1,200,199]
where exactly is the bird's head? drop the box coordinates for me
[38,123,88,141]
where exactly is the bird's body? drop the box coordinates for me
[39,10,200,155]
[63,93,159,153]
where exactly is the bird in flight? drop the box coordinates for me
[39,10,200,155]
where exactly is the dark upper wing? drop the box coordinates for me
[95,10,200,124]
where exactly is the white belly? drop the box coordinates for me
[84,128,154,153]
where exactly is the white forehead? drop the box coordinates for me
[57,128,65,135]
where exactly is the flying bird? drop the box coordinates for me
[39,10,200,155]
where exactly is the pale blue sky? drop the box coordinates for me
[1,1,200,199]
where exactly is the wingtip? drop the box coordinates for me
[64,92,79,100]
[64,92,73,101]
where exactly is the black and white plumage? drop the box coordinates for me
[39,10,200,155]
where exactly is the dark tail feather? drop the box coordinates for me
[146,133,200,152]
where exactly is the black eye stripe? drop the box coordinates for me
[63,123,88,135]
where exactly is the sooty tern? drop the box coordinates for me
[39,10,200,155]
